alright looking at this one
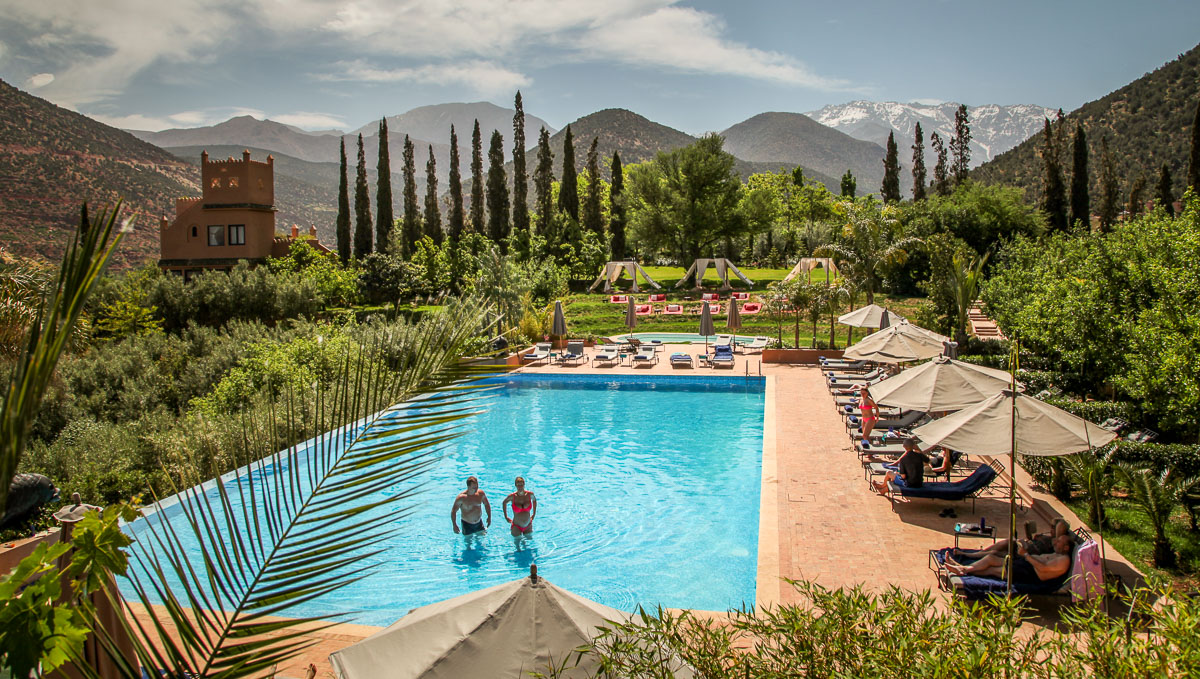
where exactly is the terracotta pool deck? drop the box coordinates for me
[175,344,1145,677]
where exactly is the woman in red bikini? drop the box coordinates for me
[859,385,880,441]
[502,476,537,537]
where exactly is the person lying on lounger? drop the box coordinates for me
[945,534,1073,584]
[871,438,928,495]
[952,518,1071,560]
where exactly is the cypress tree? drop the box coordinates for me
[1128,175,1146,219]
[533,127,555,239]
[880,131,901,203]
[336,137,351,264]
[1069,123,1090,228]
[486,130,510,248]
[949,104,971,185]
[1097,135,1120,232]
[911,123,927,201]
[353,134,372,258]
[930,133,950,196]
[1041,119,1068,231]
[511,91,529,239]
[470,120,484,233]
[1157,163,1175,217]
[609,151,626,260]
[840,170,856,198]
[1189,99,1200,191]
[375,118,394,254]
[583,137,604,234]
[401,135,420,258]
[558,125,579,222]
[447,125,465,241]
[424,145,442,244]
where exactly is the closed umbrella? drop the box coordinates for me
[726,297,742,347]
[698,302,715,355]
[912,388,1117,591]
[879,310,892,329]
[842,322,946,364]
[551,300,567,337]
[625,296,637,340]
[869,356,1022,412]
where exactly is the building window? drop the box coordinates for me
[210,177,221,189]
[229,177,239,188]
[207,225,225,246]
[191,226,197,238]
[228,224,245,245]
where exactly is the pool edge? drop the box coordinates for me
[756,375,780,610]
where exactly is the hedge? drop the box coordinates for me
[1021,442,1200,492]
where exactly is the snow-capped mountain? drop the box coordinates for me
[805,101,1056,167]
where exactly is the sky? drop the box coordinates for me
[1,0,1197,136]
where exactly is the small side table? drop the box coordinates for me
[953,523,996,549]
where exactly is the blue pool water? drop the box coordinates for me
[608,332,767,345]
[121,374,765,626]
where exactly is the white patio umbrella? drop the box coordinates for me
[329,568,655,679]
[624,295,638,340]
[551,300,568,337]
[726,297,742,347]
[869,356,1023,412]
[842,322,947,364]
[698,302,715,354]
[839,303,905,329]
[912,388,1117,591]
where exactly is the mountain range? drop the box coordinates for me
[807,101,1056,168]
[972,42,1200,204]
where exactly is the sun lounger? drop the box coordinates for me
[1098,417,1128,433]
[592,344,620,365]
[560,340,586,365]
[929,528,1094,601]
[820,358,869,370]
[523,342,552,363]
[670,352,693,368]
[635,304,654,316]
[846,409,925,432]
[648,293,666,303]
[826,370,884,388]
[882,463,1000,511]
[742,337,769,352]
[1125,428,1158,442]
[740,302,762,314]
[632,347,658,366]
[663,304,684,315]
[609,294,628,303]
[710,345,735,368]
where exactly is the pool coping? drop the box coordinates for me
[756,375,780,609]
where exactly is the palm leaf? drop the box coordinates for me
[86,298,503,677]
[1,202,124,510]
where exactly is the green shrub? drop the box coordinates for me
[1042,398,1141,427]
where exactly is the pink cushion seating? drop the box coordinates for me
[609,295,627,303]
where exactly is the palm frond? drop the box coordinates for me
[94,298,502,677]
[1,202,123,509]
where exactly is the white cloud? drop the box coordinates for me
[166,110,212,125]
[26,73,54,88]
[271,111,348,130]
[323,59,530,97]
[88,112,177,131]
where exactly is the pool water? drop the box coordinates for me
[121,374,765,626]
[609,332,767,345]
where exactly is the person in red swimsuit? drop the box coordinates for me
[859,385,880,441]
[502,476,537,537]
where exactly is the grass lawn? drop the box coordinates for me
[1064,497,1200,589]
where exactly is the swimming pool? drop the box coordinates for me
[607,332,768,345]
[121,373,766,626]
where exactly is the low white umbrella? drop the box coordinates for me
[839,304,905,329]
[842,322,947,364]
[869,356,1022,412]
[912,388,1117,591]
[329,568,650,679]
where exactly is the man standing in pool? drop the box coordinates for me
[502,476,537,537]
[451,476,491,535]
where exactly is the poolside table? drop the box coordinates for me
[953,522,996,549]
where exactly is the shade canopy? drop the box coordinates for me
[911,390,1118,457]
[329,574,633,679]
[869,356,1022,412]
[726,298,742,331]
[625,296,638,332]
[551,301,568,336]
[698,302,715,336]
[842,322,948,364]
[838,304,905,329]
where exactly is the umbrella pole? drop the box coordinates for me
[1007,339,1019,596]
